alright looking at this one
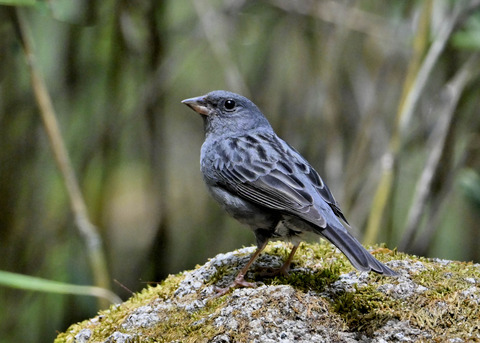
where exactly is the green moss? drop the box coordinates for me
[264,265,340,293]
[332,285,397,334]
[405,261,480,339]
[328,257,480,340]
[55,273,187,343]
[55,242,480,342]
[142,303,222,342]
[206,264,233,286]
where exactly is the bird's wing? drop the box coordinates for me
[206,132,397,276]
[209,132,347,227]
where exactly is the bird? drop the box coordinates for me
[182,90,396,294]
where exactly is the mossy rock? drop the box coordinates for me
[55,242,480,342]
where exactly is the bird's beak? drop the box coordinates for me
[181,96,211,116]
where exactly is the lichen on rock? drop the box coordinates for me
[55,241,480,342]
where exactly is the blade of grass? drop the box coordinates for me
[364,0,480,246]
[398,0,480,136]
[0,0,36,5]
[11,8,111,308]
[0,270,121,304]
[363,0,432,245]
[401,52,480,251]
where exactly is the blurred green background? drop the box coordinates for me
[1,0,480,342]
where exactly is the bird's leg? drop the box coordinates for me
[278,243,300,275]
[259,243,300,278]
[215,241,267,296]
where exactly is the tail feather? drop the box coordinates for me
[319,225,397,276]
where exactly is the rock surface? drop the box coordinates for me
[55,242,480,342]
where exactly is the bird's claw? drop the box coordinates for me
[214,274,256,296]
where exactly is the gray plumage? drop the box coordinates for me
[182,90,396,285]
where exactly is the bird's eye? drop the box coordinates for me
[224,99,236,111]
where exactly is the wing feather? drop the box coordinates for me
[206,133,347,227]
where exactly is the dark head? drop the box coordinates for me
[182,90,272,137]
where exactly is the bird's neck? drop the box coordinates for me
[202,117,273,141]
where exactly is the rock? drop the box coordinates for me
[74,329,92,343]
[55,242,480,342]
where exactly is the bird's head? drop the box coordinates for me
[182,90,272,137]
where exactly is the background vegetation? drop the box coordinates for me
[1,0,480,342]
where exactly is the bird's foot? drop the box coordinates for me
[257,244,298,279]
[214,273,256,296]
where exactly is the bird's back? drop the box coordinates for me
[201,130,345,232]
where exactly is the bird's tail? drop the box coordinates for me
[319,224,397,276]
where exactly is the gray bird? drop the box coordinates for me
[182,90,396,294]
